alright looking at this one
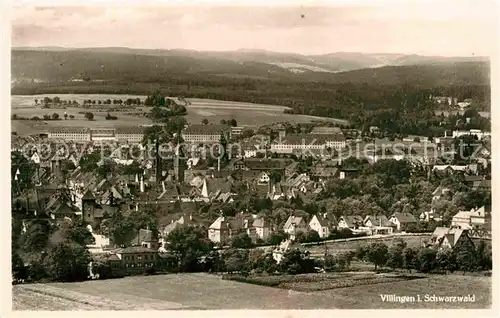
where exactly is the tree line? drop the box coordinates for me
[355,238,492,273]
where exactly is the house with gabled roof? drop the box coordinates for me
[429,227,475,251]
[252,217,272,241]
[419,209,442,223]
[30,152,41,164]
[207,216,238,244]
[389,212,418,232]
[309,213,338,238]
[337,215,364,231]
[452,206,491,235]
[310,166,340,181]
[283,215,308,240]
[473,179,491,191]
[130,228,159,250]
[162,213,208,239]
[272,239,306,264]
[362,214,394,235]
[432,165,468,174]
[432,186,451,202]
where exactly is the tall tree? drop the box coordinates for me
[167,226,213,272]
[46,242,91,282]
[364,242,388,271]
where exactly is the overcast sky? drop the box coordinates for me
[10,0,498,56]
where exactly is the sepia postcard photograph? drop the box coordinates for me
[4,0,499,314]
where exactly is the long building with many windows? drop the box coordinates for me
[270,133,346,154]
[47,127,91,142]
[181,124,231,144]
[47,126,145,143]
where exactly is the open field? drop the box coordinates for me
[11,94,348,135]
[12,272,490,310]
[223,272,425,292]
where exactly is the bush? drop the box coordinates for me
[230,233,253,249]
[145,266,157,275]
[417,247,438,273]
[297,230,321,243]
[280,249,317,274]
[84,112,94,121]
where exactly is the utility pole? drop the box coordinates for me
[323,240,329,259]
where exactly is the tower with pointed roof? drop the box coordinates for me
[201,178,209,198]
[82,189,96,223]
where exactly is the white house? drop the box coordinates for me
[362,215,394,235]
[283,216,307,240]
[389,212,417,232]
[272,239,304,264]
[337,215,363,231]
[432,186,450,202]
[208,216,230,244]
[86,225,111,254]
[252,217,272,241]
[308,214,337,238]
[30,152,40,164]
[419,209,442,223]
[257,172,270,184]
[452,206,491,230]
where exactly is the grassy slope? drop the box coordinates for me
[12,273,491,310]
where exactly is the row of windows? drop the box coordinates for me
[123,254,155,261]
[271,145,326,149]
[184,137,221,142]
[124,262,155,268]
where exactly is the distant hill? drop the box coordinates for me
[11,48,490,87]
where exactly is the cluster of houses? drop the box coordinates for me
[13,119,492,276]
[431,95,472,110]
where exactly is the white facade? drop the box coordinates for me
[308,215,330,238]
[116,133,144,143]
[258,172,270,184]
[452,129,491,141]
[48,127,145,142]
[271,141,346,153]
[244,149,258,158]
[283,216,307,240]
[183,134,221,143]
[255,226,271,241]
[48,130,91,141]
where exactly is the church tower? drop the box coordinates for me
[81,190,96,223]
[173,146,186,183]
